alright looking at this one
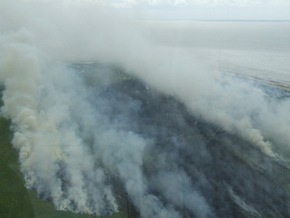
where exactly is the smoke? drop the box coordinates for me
[1,0,290,217]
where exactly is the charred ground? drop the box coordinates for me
[95,77,290,218]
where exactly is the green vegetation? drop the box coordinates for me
[0,118,127,218]
[0,118,33,218]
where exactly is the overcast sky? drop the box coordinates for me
[103,0,290,20]
[22,0,290,20]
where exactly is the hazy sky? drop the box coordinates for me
[105,0,290,20]
[21,0,290,20]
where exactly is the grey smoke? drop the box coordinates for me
[1,0,290,218]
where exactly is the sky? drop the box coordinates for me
[22,0,290,20]
[104,0,290,20]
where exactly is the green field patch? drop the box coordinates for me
[0,118,34,218]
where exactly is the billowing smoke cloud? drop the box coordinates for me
[1,0,290,217]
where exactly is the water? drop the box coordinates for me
[143,21,290,87]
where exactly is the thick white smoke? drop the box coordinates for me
[1,0,290,217]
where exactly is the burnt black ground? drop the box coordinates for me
[94,78,290,218]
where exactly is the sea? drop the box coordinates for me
[143,20,290,88]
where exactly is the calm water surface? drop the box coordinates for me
[143,21,290,87]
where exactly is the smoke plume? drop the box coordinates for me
[1,0,290,217]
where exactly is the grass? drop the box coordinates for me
[0,118,33,218]
[0,118,127,218]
